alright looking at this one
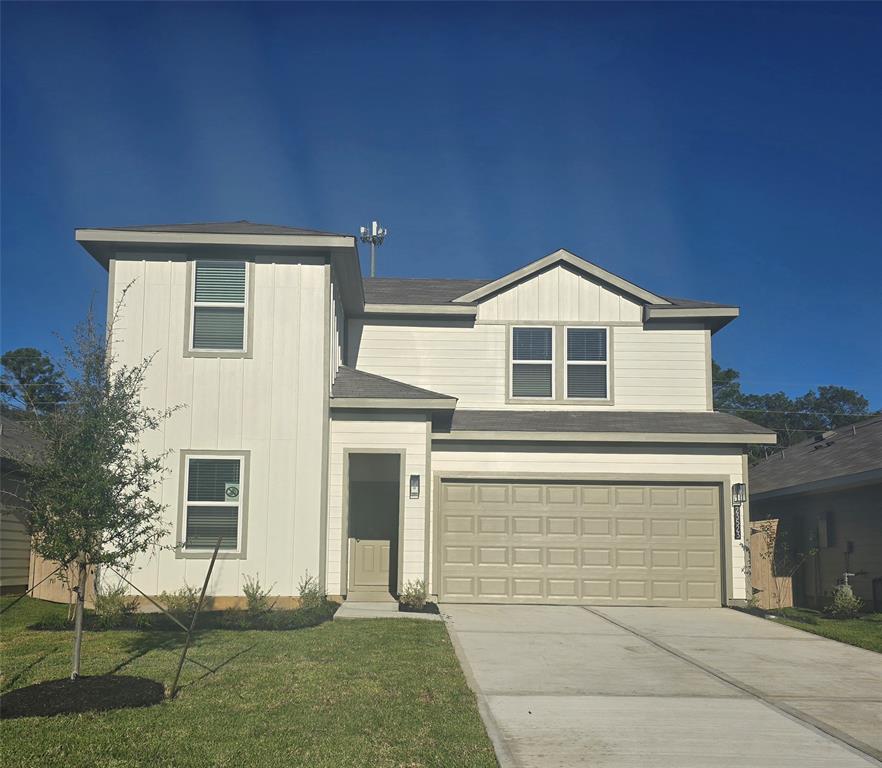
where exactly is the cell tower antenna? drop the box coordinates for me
[359,220,388,278]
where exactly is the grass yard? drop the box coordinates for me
[771,607,882,653]
[0,597,497,768]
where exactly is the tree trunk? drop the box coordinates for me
[70,559,87,680]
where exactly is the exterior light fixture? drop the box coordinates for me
[731,482,746,540]
[409,474,420,500]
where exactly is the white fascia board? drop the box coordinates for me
[453,249,670,305]
[645,307,740,320]
[331,398,457,410]
[361,303,477,317]
[75,229,356,250]
[432,430,778,444]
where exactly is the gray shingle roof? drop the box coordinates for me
[750,416,882,496]
[363,278,488,305]
[361,279,735,310]
[1,411,44,463]
[444,410,774,435]
[94,221,348,237]
[332,366,456,401]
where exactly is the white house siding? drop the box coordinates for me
[329,276,344,387]
[351,320,710,411]
[475,264,643,323]
[327,413,428,596]
[430,443,747,601]
[109,257,328,599]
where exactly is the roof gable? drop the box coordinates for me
[454,249,670,306]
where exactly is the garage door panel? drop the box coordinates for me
[439,480,722,606]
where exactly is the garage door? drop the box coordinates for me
[438,481,722,605]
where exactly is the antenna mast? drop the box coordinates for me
[359,220,388,278]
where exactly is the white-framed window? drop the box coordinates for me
[183,455,245,551]
[511,326,554,398]
[190,261,248,351]
[565,326,608,399]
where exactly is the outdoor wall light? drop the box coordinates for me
[731,482,746,540]
[409,474,420,499]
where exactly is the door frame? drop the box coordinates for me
[432,472,735,606]
[341,448,406,596]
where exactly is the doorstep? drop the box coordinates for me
[334,602,441,621]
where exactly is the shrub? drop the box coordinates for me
[242,573,276,615]
[399,579,427,610]
[829,585,863,619]
[297,571,324,610]
[94,579,138,629]
[159,584,202,619]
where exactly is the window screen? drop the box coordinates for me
[191,261,246,350]
[566,328,608,398]
[185,457,242,550]
[511,327,553,397]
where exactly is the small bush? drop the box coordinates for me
[399,579,427,610]
[94,580,138,629]
[297,571,324,610]
[829,585,863,619]
[159,584,202,618]
[242,574,276,615]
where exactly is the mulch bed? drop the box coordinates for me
[0,675,165,719]
[399,603,440,615]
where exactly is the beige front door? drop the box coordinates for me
[349,538,392,590]
[438,480,723,606]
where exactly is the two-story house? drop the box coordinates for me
[76,221,775,608]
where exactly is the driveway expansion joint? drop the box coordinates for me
[582,607,882,765]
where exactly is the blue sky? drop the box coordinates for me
[2,2,880,406]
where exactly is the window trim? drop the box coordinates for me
[564,326,609,400]
[176,450,250,560]
[184,260,254,359]
[510,325,555,400]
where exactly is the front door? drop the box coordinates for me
[347,453,401,600]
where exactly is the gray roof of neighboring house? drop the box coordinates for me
[750,416,882,497]
[0,411,44,463]
[443,410,774,435]
[93,220,348,237]
[332,366,456,401]
[361,278,733,310]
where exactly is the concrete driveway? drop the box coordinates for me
[442,605,882,768]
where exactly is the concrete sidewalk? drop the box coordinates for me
[442,604,882,768]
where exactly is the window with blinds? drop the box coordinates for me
[566,327,608,398]
[184,456,243,550]
[191,261,247,351]
[511,327,553,398]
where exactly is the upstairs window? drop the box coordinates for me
[511,327,553,398]
[566,327,608,399]
[191,261,247,351]
[183,456,244,551]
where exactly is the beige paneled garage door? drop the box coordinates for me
[438,481,722,605]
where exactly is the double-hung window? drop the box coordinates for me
[566,327,608,399]
[190,261,247,351]
[511,327,554,398]
[183,456,245,551]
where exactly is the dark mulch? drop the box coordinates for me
[399,602,440,615]
[0,675,165,719]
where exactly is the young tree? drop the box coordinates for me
[1,347,68,413]
[18,292,177,679]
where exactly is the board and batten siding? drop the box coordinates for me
[351,321,710,411]
[329,276,344,388]
[327,413,428,596]
[429,443,747,600]
[475,264,643,323]
[108,257,328,599]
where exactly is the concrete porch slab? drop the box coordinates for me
[334,602,441,621]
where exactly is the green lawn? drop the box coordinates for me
[1,597,497,768]
[772,608,882,653]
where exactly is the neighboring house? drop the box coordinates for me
[75,221,775,608]
[750,416,882,611]
[0,411,37,594]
